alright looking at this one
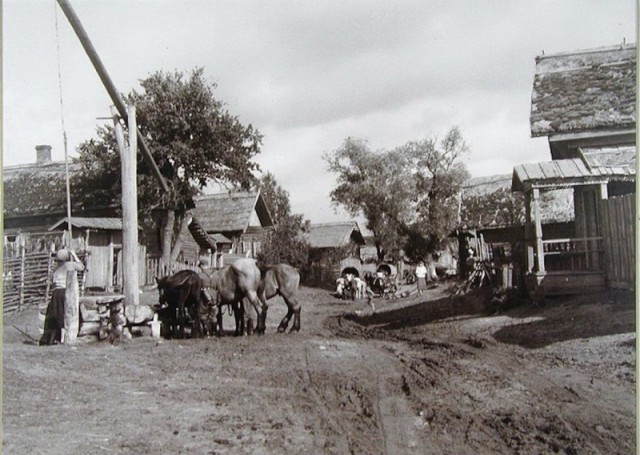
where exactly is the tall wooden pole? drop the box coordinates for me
[532,188,545,273]
[112,105,140,307]
[55,0,169,194]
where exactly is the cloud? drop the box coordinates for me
[3,0,636,223]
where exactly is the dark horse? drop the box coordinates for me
[155,270,208,339]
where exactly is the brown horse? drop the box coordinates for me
[258,263,302,333]
[155,270,205,339]
[200,258,267,335]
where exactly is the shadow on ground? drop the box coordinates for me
[329,286,636,350]
[493,289,636,348]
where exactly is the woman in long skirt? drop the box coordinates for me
[39,249,85,346]
[415,261,428,295]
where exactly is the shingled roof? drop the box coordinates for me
[49,216,126,231]
[511,147,636,192]
[192,191,274,235]
[306,222,365,249]
[530,44,636,137]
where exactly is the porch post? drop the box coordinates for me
[598,183,608,200]
[524,190,534,273]
[532,188,545,273]
[594,183,608,269]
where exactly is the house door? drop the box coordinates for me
[85,232,111,290]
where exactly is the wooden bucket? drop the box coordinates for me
[38,299,48,335]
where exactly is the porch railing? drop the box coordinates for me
[538,237,603,272]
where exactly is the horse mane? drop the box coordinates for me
[255,260,271,277]
[164,269,198,288]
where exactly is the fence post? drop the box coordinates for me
[18,245,26,311]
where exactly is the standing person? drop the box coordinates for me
[415,260,428,295]
[39,248,85,346]
[426,255,439,288]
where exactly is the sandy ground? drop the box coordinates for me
[3,282,636,454]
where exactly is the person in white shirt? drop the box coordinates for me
[415,261,428,295]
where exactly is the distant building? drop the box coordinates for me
[304,221,366,286]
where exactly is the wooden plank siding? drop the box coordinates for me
[600,194,635,289]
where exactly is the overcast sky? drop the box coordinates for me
[3,0,636,224]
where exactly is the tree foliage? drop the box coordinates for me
[399,127,470,259]
[257,214,310,269]
[325,127,470,262]
[324,138,412,262]
[258,172,291,223]
[73,68,262,262]
[256,173,309,269]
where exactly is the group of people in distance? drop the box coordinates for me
[335,257,440,308]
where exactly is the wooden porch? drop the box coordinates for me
[525,237,605,297]
[513,156,635,298]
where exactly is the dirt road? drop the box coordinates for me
[3,284,636,454]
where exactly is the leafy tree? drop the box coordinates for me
[73,68,262,264]
[257,213,310,269]
[398,127,470,259]
[258,172,291,223]
[256,173,309,268]
[324,138,412,262]
[325,127,470,262]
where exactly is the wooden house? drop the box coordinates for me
[4,145,83,239]
[514,43,636,297]
[189,190,275,262]
[459,174,575,270]
[305,221,366,286]
[3,145,121,239]
[48,216,145,291]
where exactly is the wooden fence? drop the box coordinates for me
[143,256,199,284]
[3,247,227,314]
[600,194,635,289]
[3,251,89,314]
[3,251,52,314]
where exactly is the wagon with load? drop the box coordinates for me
[364,263,398,299]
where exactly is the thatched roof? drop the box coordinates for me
[530,44,636,137]
[306,222,365,249]
[462,174,512,197]
[461,173,574,227]
[193,191,274,235]
[3,161,81,218]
